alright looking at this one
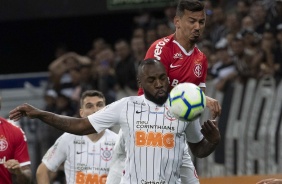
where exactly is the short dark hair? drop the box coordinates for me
[80,90,105,107]
[176,0,205,17]
[137,58,162,78]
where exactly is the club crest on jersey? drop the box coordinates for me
[100,147,113,161]
[164,107,177,121]
[173,52,183,59]
[194,63,203,78]
[0,135,8,151]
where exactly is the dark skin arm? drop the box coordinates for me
[188,120,221,158]
[9,103,96,135]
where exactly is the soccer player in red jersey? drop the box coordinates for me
[138,0,221,119]
[0,98,32,184]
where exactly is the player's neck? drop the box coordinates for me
[174,33,195,52]
[87,130,105,143]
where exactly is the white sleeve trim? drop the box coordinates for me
[19,161,31,167]
[198,83,206,88]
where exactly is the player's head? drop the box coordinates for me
[79,90,106,118]
[137,58,169,105]
[174,0,206,43]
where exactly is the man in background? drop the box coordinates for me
[36,90,117,184]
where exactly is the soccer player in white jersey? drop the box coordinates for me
[107,130,199,184]
[10,59,221,184]
[36,90,117,184]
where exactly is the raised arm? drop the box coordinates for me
[188,119,221,158]
[9,103,96,135]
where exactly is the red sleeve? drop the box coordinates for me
[13,127,30,165]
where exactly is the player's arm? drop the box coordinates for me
[200,87,222,119]
[36,163,53,184]
[9,103,96,135]
[188,120,221,158]
[4,160,32,184]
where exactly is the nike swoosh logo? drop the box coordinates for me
[170,64,181,68]
[136,110,146,114]
[76,151,86,154]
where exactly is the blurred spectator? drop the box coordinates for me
[270,0,282,29]
[94,47,117,104]
[207,6,227,45]
[231,36,258,83]
[132,27,145,38]
[114,39,138,100]
[235,0,251,21]
[249,1,270,34]
[241,15,256,31]
[209,41,237,92]
[163,5,177,31]
[225,13,241,36]
[156,20,174,38]
[257,29,276,77]
[131,36,146,64]
[87,37,108,60]
[133,11,155,29]
[145,27,158,47]
[240,28,261,56]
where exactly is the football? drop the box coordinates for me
[168,82,206,121]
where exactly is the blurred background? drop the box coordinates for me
[1,0,282,183]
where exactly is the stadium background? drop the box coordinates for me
[1,0,282,183]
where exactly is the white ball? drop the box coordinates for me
[168,82,206,121]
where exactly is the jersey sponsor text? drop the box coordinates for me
[135,131,175,149]
[75,172,107,184]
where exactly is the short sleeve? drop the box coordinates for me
[88,98,127,133]
[13,127,30,166]
[185,118,203,143]
[42,134,68,172]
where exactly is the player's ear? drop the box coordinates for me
[174,16,180,29]
[137,78,141,88]
[79,108,83,118]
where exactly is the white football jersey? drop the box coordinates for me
[88,95,203,184]
[42,129,117,184]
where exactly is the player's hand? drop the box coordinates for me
[206,96,221,119]
[256,178,282,184]
[4,159,22,175]
[9,103,40,121]
[201,120,221,145]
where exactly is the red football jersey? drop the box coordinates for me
[0,117,30,184]
[138,34,208,95]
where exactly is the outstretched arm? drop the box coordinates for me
[9,103,96,135]
[188,120,221,158]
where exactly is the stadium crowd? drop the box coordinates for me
[43,0,282,119]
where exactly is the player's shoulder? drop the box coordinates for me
[149,34,174,49]
[194,46,207,58]
[0,117,23,132]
